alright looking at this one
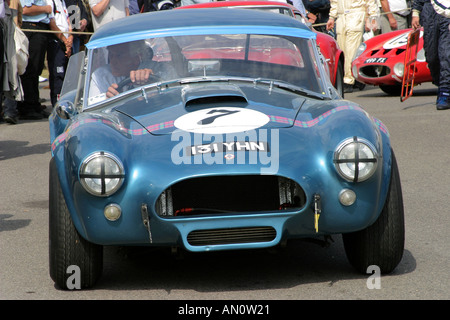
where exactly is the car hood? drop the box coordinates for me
[112,82,314,135]
[364,28,415,51]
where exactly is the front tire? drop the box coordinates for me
[49,158,103,289]
[343,150,405,274]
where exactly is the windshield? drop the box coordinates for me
[86,33,326,106]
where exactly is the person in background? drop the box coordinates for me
[290,0,308,16]
[128,0,139,13]
[302,0,331,33]
[7,0,21,27]
[18,0,71,120]
[411,0,450,110]
[47,0,72,107]
[0,1,5,100]
[0,0,6,83]
[1,0,23,124]
[65,0,88,53]
[379,0,410,33]
[1,0,9,123]
[326,0,379,93]
[89,0,129,31]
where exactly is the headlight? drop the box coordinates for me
[393,63,405,77]
[352,64,358,79]
[334,137,378,182]
[79,152,125,196]
[353,43,366,61]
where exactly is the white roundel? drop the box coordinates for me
[383,30,424,50]
[383,32,408,49]
[174,107,270,134]
[431,0,450,18]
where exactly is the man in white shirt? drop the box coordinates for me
[380,0,410,33]
[89,0,129,31]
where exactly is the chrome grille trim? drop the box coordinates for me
[359,65,391,78]
[187,226,276,246]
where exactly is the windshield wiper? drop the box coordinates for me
[178,76,327,100]
[253,78,326,100]
[100,76,326,109]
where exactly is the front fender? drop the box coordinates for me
[294,99,392,231]
[51,115,135,242]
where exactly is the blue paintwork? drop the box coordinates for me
[87,9,314,49]
[49,8,393,251]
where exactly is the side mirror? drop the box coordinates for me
[56,100,76,120]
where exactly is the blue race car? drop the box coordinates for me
[49,8,404,289]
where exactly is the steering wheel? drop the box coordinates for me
[115,74,162,93]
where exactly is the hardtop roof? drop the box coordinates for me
[87,8,313,49]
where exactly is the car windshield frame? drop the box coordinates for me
[82,26,331,111]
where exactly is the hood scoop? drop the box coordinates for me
[182,84,248,109]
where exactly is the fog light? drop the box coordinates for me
[339,189,356,206]
[104,203,122,221]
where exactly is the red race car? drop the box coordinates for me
[352,28,432,96]
[178,0,345,96]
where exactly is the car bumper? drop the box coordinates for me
[353,61,432,86]
[69,166,386,251]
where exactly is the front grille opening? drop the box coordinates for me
[359,65,391,78]
[156,175,306,217]
[187,226,276,246]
